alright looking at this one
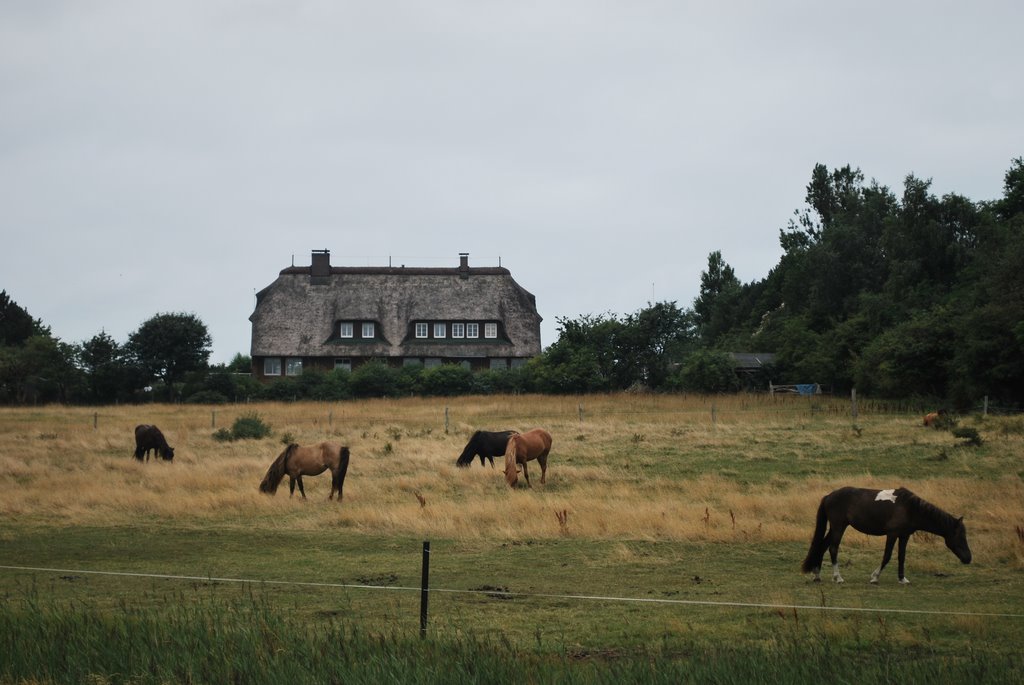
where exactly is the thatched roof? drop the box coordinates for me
[250,253,543,359]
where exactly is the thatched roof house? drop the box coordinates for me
[249,250,542,379]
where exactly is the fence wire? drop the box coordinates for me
[2,564,1021,620]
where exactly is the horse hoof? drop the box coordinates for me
[869,578,879,584]
[899,578,911,585]
[833,577,845,584]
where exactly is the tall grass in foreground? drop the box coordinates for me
[1,592,1018,685]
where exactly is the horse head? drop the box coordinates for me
[455,433,479,467]
[160,446,175,461]
[945,516,972,564]
[258,445,294,495]
[503,435,520,487]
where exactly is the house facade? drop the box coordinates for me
[249,250,543,380]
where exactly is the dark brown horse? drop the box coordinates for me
[134,424,174,462]
[259,442,350,501]
[503,428,552,487]
[801,486,971,584]
[456,430,518,468]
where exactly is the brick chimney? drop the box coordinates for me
[311,249,331,277]
[459,252,469,279]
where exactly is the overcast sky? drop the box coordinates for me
[2,1,1021,365]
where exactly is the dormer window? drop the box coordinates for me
[434,323,446,338]
[484,323,498,338]
[362,322,375,338]
[415,323,428,338]
[339,322,354,338]
[452,323,465,338]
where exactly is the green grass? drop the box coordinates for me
[1,398,1022,683]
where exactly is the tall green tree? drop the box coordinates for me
[0,291,42,346]
[126,313,212,393]
[617,302,696,387]
[693,251,741,344]
[78,331,140,404]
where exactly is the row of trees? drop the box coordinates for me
[0,302,224,404]
[2,158,1021,406]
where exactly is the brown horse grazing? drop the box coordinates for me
[503,428,552,487]
[259,442,350,501]
[801,486,971,584]
[134,424,174,461]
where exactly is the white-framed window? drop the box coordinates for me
[484,323,498,339]
[434,322,446,338]
[335,358,351,372]
[362,322,375,338]
[285,358,303,376]
[466,323,479,338]
[452,323,465,338]
[339,322,354,338]
[415,322,428,338]
[264,358,281,376]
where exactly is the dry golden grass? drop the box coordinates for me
[1,396,1021,566]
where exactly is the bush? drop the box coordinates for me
[951,426,983,446]
[672,349,740,393]
[351,361,402,398]
[229,413,272,440]
[421,364,474,396]
[186,390,229,404]
[212,428,234,442]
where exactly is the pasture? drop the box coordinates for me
[1,394,1022,683]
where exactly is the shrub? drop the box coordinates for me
[212,428,234,442]
[421,364,474,396]
[952,426,983,446]
[230,413,272,440]
[186,390,228,404]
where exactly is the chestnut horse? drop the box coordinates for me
[801,486,971,584]
[259,442,350,501]
[503,428,552,487]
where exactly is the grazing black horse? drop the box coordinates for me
[801,486,971,584]
[134,424,174,462]
[455,430,517,468]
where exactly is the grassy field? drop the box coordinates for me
[1,394,1022,683]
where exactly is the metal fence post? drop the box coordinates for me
[420,541,430,638]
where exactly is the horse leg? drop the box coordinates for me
[870,535,897,584]
[295,476,307,499]
[288,476,296,497]
[521,460,531,487]
[537,455,548,484]
[827,524,848,583]
[896,535,911,584]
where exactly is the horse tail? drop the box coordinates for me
[801,496,829,573]
[335,446,350,488]
[504,436,519,487]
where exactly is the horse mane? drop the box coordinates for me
[898,487,960,532]
[259,444,297,494]
[504,435,519,487]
